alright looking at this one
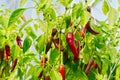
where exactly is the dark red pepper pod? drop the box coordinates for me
[66,32,79,62]
[4,51,8,61]
[85,59,94,74]
[38,70,43,79]
[87,6,91,13]
[80,27,87,37]
[45,37,52,53]
[16,36,23,49]
[92,63,98,69]
[5,45,10,56]
[10,59,18,72]
[53,38,64,51]
[58,64,65,80]
[52,28,57,37]
[86,21,99,34]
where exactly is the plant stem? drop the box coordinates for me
[107,57,120,80]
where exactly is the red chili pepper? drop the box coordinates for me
[85,59,94,74]
[10,59,18,72]
[53,38,64,51]
[92,63,98,69]
[16,36,23,49]
[5,45,10,56]
[4,51,8,61]
[66,32,79,62]
[52,28,57,37]
[86,21,99,34]
[80,27,87,37]
[87,6,91,13]
[58,65,65,80]
[38,70,43,79]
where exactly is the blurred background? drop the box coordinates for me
[0,0,119,21]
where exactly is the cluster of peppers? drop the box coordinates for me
[38,6,100,80]
[0,35,22,73]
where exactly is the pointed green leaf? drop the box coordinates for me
[50,69,62,80]
[59,0,72,7]
[11,45,21,58]
[8,8,26,27]
[23,37,32,53]
[108,7,119,29]
[49,48,59,65]
[35,34,45,54]
[25,26,37,40]
[102,1,109,15]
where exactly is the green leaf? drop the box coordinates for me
[50,69,62,80]
[35,34,45,54]
[108,7,119,29]
[44,8,56,22]
[80,11,91,26]
[65,16,71,28]
[25,26,37,40]
[8,8,26,27]
[11,45,21,58]
[27,65,42,79]
[49,48,59,65]
[20,0,27,6]
[59,0,72,7]
[23,37,32,53]
[102,1,109,15]
[72,3,83,19]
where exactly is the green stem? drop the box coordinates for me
[108,57,120,80]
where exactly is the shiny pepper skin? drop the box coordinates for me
[16,36,23,49]
[10,59,18,72]
[85,59,94,74]
[5,45,10,56]
[66,32,79,62]
[58,65,65,80]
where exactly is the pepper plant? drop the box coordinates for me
[0,0,120,80]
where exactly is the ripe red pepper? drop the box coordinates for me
[58,65,65,80]
[92,63,98,69]
[38,70,43,79]
[80,27,87,37]
[16,36,23,49]
[5,45,10,56]
[4,51,8,61]
[52,28,57,37]
[86,21,99,34]
[66,32,79,62]
[76,41,81,54]
[53,38,64,51]
[10,59,18,72]
[85,59,94,74]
